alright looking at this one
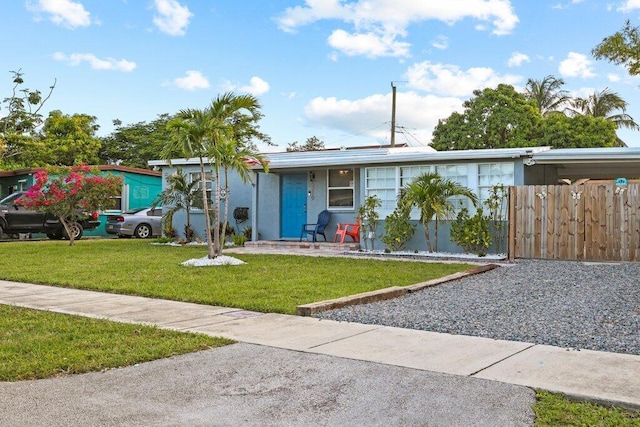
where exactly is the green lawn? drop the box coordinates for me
[0,304,231,382]
[0,239,472,314]
[534,390,640,427]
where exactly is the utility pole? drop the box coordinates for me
[390,81,397,147]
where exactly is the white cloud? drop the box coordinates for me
[221,76,270,96]
[608,73,621,83]
[27,0,92,28]
[618,0,640,12]
[276,0,518,58]
[52,52,136,72]
[153,0,192,36]
[304,91,464,145]
[404,61,522,97]
[431,35,448,50]
[507,52,530,67]
[169,70,210,91]
[239,76,271,96]
[559,52,595,78]
[328,29,411,57]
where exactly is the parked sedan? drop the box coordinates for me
[106,207,163,239]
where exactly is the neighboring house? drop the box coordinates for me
[0,165,162,237]
[150,146,640,253]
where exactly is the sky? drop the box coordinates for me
[3,0,640,153]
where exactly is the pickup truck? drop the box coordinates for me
[0,191,100,240]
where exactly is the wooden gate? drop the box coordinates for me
[509,183,640,261]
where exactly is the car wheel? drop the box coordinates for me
[134,223,152,239]
[63,222,84,240]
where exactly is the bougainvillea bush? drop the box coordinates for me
[18,165,122,245]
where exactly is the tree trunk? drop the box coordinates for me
[60,217,75,246]
[423,221,432,252]
[199,159,215,259]
[212,168,221,258]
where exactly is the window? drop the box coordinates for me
[190,171,213,207]
[365,167,397,216]
[327,169,354,209]
[366,164,474,217]
[478,163,513,216]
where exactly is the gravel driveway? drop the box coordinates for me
[315,259,640,356]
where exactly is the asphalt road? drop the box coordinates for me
[0,343,535,427]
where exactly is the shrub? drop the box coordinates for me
[450,207,491,256]
[232,234,247,247]
[381,206,415,252]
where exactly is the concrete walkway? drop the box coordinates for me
[0,279,638,411]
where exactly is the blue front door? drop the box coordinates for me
[280,174,307,238]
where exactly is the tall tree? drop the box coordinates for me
[164,108,217,258]
[568,88,639,146]
[0,69,56,168]
[524,75,570,117]
[31,110,102,166]
[399,173,478,252]
[431,84,542,151]
[592,20,640,76]
[287,136,325,152]
[205,92,267,257]
[537,114,617,148]
[99,114,178,168]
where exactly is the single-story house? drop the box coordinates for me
[149,146,640,253]
[0,165,162,237]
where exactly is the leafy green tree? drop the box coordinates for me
[524,75,570,117]
[99,114,179,168]
[431,84,542,151]
[30,110,102,166]
[537,113,617,148]
[568,88,638,146]
[152,167,201,241]
[592,20,640,76]
[399,173,478,252]
[0,69,56,167]
[287,136,325,152]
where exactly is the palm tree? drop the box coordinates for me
[214,137,268,246]
[399,173,478,252]
[152,167,200,240]
[204,92,267,257]
[523,75,570,117]
[569,88,639,146]
[163,108,217,258]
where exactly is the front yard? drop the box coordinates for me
[0,239,472,314]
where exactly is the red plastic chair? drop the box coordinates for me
[334,221,360,243]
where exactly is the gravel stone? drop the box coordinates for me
[314,259,640,355]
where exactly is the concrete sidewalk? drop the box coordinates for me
[0,280,638,410]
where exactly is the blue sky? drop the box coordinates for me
[3,0,640,152]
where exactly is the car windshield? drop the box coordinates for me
[0,192,25,205]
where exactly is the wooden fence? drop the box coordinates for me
[508,183,640,261]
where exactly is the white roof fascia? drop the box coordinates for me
[147,146,552,169]
[532,147,640,164]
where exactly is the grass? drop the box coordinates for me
[534,390,640,427]
[0,239,473,314]
[0,304,232,382]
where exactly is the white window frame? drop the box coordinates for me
[477,162,514,217]
[189,171,213,209]
[327,168,355,210]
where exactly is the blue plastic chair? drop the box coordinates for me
[300,210,331,242]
